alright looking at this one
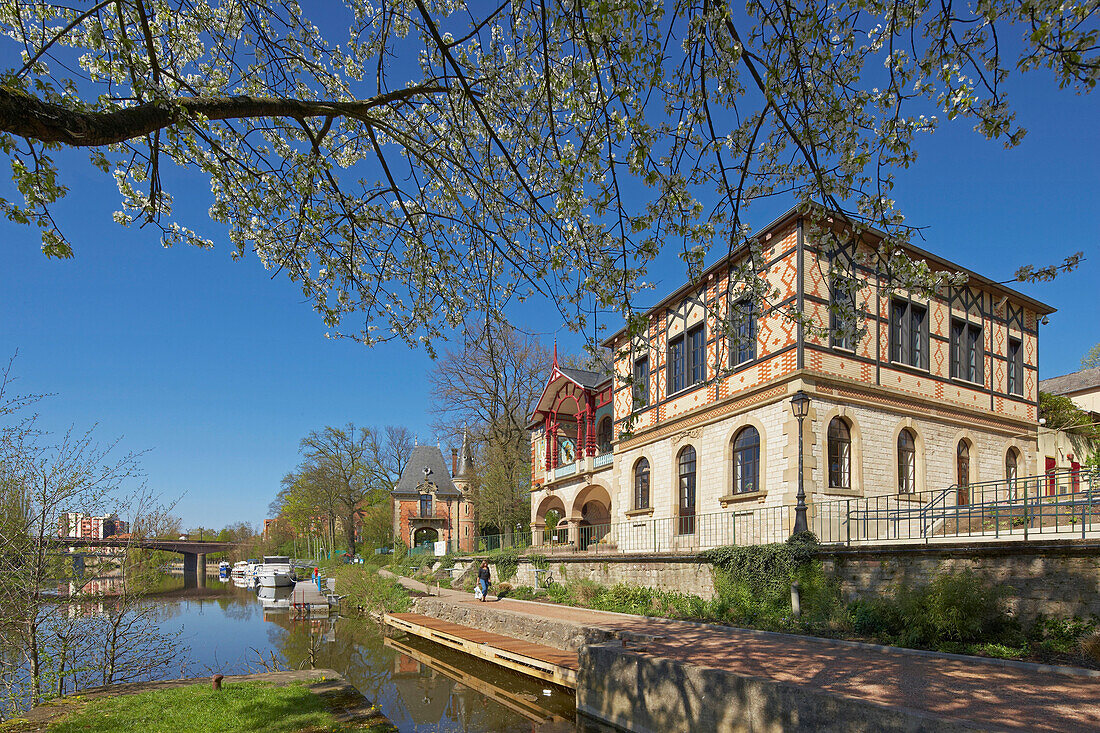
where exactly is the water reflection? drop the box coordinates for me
[131,577,576,731]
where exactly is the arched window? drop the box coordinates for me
[898,429,916,493]
[732,426,760,494]
[957,440,971,505]
[827,418,851,490]
[633,458,650,510]
[1005,449,1019,499]
[677,447,697,534]
[597,416,613,453]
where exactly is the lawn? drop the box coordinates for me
[39,681,382,733]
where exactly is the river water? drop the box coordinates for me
[126,575,578,732]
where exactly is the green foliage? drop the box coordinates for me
[392,539,408,564]
[1083,343,1100,370]
[1038,392,1100,460]
[850,571,1020,649]
[702,533,839,628]
[1027,615,1098,657]
[330,565,410,616]
[41,680,391,733]
[485,548,523,581]
[528,553,549,571]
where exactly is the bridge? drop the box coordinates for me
[48,537,238,580]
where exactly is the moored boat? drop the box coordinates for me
[254,555,295,588]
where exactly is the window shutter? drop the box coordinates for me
[951,321,961,378]
[976,327,985,384]
[918,306,929,369]
[896,302,909,363]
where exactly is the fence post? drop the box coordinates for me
[845,500,850,546]
[994,497,999,539]
[1083,477,1089,540]
[1023,479,1029,541]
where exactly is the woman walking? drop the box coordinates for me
[477,560,491,602]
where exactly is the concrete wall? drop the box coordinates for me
[411,596,617,651]
[578,643,977,733]
[820,540,1100,621]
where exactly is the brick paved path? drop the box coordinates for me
[388,572,1100,732]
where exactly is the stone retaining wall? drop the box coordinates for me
[819,540,1100,621]
[454,555,717,599]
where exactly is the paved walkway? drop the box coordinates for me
[386,571,1100,732]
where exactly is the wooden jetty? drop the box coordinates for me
[382,612,578,689]
[289,580,330,617]
[383,636,571,724]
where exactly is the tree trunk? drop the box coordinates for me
[345,514,356,557]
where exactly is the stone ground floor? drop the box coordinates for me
[389,573,1100,732]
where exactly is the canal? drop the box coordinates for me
[134,575,577,731]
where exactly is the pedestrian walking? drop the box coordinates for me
[477,560,491,602]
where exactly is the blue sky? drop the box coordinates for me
[2,28,1097,530]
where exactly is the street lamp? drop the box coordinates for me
[790,390,811,535]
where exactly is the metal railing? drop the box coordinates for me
[468,468,1098,556]
[809,469,1098,545]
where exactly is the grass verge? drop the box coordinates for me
[21,680,389,733]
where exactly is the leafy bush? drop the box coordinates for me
[485,547,523,581]
[1027,615,1097,656]
[495,582,513,598]
[704,533,841,628]
[570,579,602,605]
[851,571,1019,650]
[330,564,410,616]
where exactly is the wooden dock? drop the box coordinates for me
[289,580,330,617]
[383,636,572,723]
[383,612,579,689]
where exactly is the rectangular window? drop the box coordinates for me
[667,336,685,394]
[890,299,929,369]
[950,319,984,384]
[419,495,432,517]
[688,324,706,387]
[830,276,858,351]
[1008,337,1023,395]
[730,298,756,366]
[633,355,650,408]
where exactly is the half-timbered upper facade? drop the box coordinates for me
[529,206,1054,550]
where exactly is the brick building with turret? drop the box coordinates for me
[391,430,477,552]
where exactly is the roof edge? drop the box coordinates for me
[600,205,1057,348]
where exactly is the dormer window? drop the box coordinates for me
[419,494,432,517]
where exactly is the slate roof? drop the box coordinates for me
[558,366,610,389]
[1039,367,1100,396]
[454,427,473,480]
[392,445,461,498]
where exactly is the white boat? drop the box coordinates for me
[230,560,252,578]
[218,561,231,579]
[254,555,296,588]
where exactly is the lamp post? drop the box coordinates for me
[790,390,811,535]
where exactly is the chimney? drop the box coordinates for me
[451,448,458,476]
